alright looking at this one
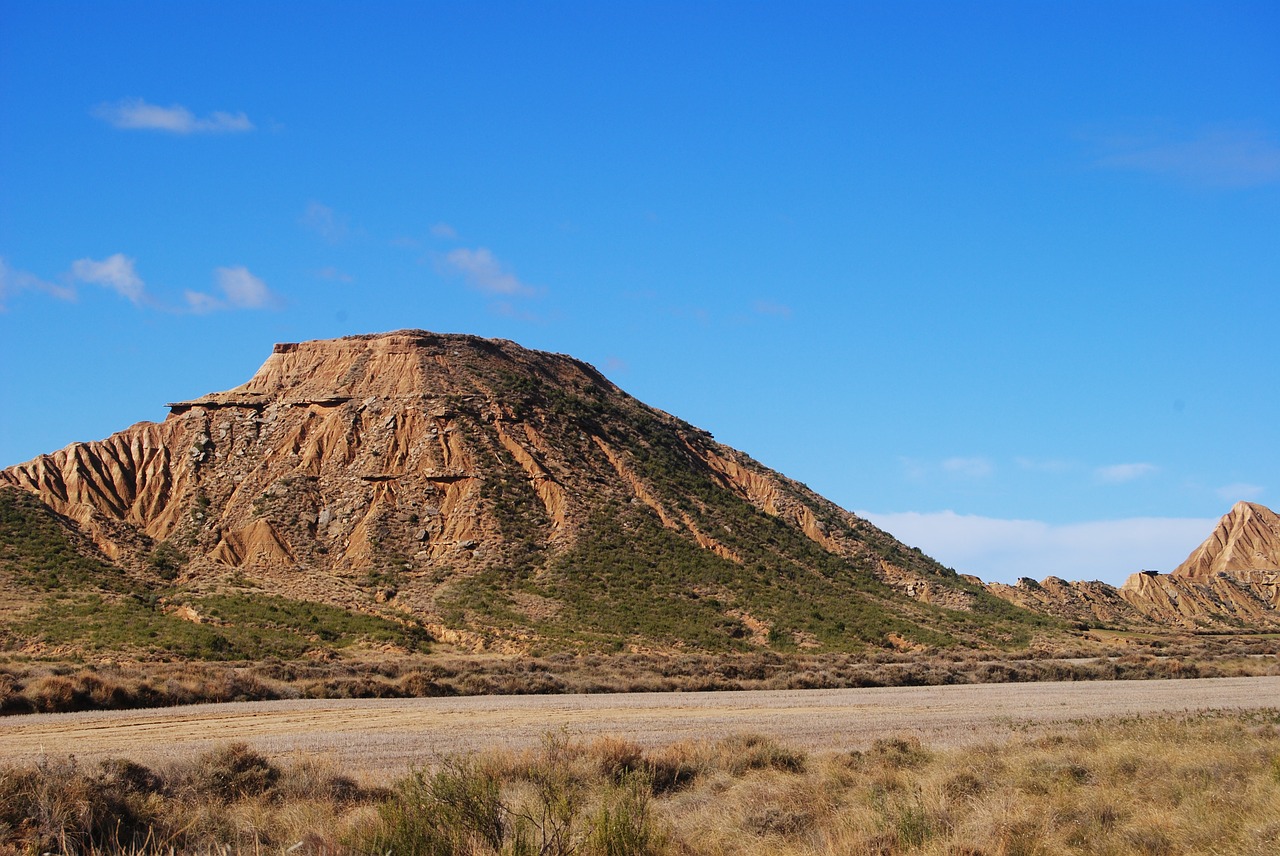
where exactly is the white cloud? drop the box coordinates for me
[216,266,273,307]
[185,266,278,312]
[300,202,348,243]
[442,247,535,296]
[1094,462,1158,484]
[70,253,147,304]
[0,258,75,307]
[1216,482,1265,502]
[431,222,458,239]
[93,98,254,134]
[942,456,994,479]
[858,509,1218,586]
[1094,127,1280,188]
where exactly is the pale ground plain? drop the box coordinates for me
[5,676,1279,781]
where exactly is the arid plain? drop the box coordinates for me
[7,676,1279,780]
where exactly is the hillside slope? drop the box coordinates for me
[1,331,1049,657]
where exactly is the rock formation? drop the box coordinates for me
[2,330,1022,653]
[1170,501,1280,579]
[987,501,1280,629]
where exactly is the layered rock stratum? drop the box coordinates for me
[987,502,1280,629]
[1,330,1039,655]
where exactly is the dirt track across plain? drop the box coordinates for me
[5,676,1279,780]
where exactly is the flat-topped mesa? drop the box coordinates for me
[4,329,1014,654]
[216,330,618,405]
[1172,501,1280,579]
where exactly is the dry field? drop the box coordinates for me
[6,675,1279,780]
[5,699,1280,854]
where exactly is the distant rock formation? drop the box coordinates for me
[988,501,1280,629]
[1171,501,1280,579]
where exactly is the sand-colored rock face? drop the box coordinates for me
[3,330,963,633]
[1172,501,1280,579]
[986,577,1144,627]
[984,502,1280,630]
[1115,568,1280,626]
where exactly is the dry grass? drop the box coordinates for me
[3,632,1278,716]
[3,710,1279,854]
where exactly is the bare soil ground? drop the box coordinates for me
[5,676,1278,781]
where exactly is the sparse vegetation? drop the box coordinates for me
[7,591,429,664]
[3,711,1278,854]
[1,634,1277,715]
[0,488,131,593]
[442,497,1053,655]
[145,542,186,581]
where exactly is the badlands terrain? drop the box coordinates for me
[3,331,1280,855]
[1,330,1278,717]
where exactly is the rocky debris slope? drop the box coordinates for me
[987,502,1280,629]
[2,331,1029,653]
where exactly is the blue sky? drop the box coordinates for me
[2,1,1277,585]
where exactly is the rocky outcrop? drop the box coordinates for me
[985,502,1280,630]
[1172,502,1280,579]
[1116,568,1280,627]
[987,577,1144,626]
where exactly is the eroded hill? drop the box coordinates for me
[1,330,1049,658]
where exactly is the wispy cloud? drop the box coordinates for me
[300,202,348,243]
[1015,456,1074,474]
[942,456,994,479]
[1094,462,1158,484]
[70,254,148,304]
[217,266,273,307]
[858,509,1217,586]
[752,300,793,319]
[0,258,75,308]
[5,254,278,314]
[1216,482,1265,502]
[491,301,549,323]
[183,290,223,313]
[431,222,458,240]
[186,266,278,312]
[1093,127,1280,188]
[899,457,929,482]
[93,98,254,134]
[441,247,535,296]
[315,266,354,283]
